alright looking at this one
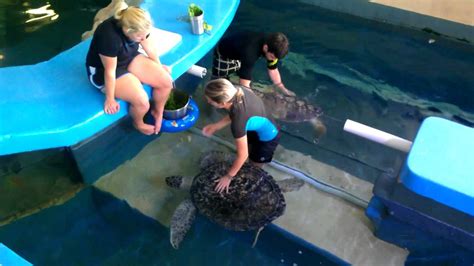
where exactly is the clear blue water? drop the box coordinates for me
[1,0,474,264]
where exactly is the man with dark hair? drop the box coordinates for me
[212,31,295,96]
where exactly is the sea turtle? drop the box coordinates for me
[165,151,304,249]
[250,83,327,139]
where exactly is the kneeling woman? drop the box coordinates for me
[86,6,172,135]
[202,78,280,193]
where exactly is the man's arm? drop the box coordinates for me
[239,78,251,88]
[268,68,295,96]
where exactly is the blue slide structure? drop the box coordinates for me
[0,0,239,156]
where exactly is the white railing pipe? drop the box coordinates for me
[343,119,412,153]
[186,65,207,78]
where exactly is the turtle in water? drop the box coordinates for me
[165,151,304,249]
[249,83,327,139]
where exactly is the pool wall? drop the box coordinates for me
[300,0,473,43]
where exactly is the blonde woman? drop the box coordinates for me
[86,6,172,135]
[203,78,281,194]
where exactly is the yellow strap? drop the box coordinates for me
[268,58,278,66]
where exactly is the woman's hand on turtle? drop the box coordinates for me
[104,98,120,114]
[214,175,232,194]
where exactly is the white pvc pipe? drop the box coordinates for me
[186,65,207,78]
[343,119,412,153]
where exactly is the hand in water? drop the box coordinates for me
[279,85,296,96]
[283,88,296,96]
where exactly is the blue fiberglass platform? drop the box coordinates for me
[366,116,474,265]
[0,243,32,266]
[401,116,474,216]
[0,0,239,156]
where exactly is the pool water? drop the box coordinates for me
[0,187,346,266]
[0,0,100,67]
[1,0,473,265]
[223,0,474,182]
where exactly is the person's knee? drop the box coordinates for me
[153,71,172,89]
[131,95,150,111]
[153,79,172,96]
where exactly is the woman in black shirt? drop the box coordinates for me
[86,6,172,135]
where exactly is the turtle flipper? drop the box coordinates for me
[310,118,326,139]
[170,198,197,249]
[276,178,305,193]
[199,151,235,170]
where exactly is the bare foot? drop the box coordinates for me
[151,110,163,134]
[134,122,155,135]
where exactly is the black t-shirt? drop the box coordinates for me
[86,18,140,69]
[217,31,279,80]
[229,86,278,141]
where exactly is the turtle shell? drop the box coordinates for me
[190,162,286,231]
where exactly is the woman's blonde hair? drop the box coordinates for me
[114,6,152,33]
[204,78,244,104]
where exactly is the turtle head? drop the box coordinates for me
[166,176,184,188]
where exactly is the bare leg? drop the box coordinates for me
[128,55,173,134]
[150,85,172,133]
[114,73,155,135]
